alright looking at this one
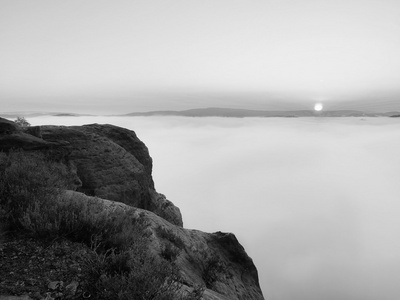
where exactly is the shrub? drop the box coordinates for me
[184,285,206,300]
[202,254,227,289]
[0,150,143,246]
[18,191,151,253]
[155,226,185,249]
[78,211,202,300]
[82,240,185,300]
[14,116,30,128]
[0,150,72,231]
[160,242,181,262]
[0,150,203,300]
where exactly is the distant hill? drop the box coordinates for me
[124,107,400,118]
[2,108,400,118]
[0,112,92,118]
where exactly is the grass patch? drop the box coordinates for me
[0,149,203,299]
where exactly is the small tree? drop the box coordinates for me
[14,116,30,128]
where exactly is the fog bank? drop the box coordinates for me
[31,116,400,300]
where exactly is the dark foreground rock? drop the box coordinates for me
[59,191,265,300]
[0,120,182,227]
[0,118,265,300]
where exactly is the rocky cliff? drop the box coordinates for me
[0,117,265,300]
[0,118,182,227]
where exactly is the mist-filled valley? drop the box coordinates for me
[30,116,400,300]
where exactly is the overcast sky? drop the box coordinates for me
[1,0,400,113]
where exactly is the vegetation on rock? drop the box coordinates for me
[0,119,265,300]
[0,150,202,299]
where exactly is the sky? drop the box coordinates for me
[30,115,400,300]
[1,0,400,113]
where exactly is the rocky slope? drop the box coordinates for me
[0,117,265,300]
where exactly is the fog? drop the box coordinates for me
[31,116,400,300]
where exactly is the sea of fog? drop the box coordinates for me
[31,116,400,300]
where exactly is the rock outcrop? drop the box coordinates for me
[0,118,265,300]
[0,118,59,151]
[0,121,182,226]
[61,190,265,300]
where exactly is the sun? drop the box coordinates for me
[314,103,323,111]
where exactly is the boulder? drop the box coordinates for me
[62,190,265,300]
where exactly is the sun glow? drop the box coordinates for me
[314,103,323,111]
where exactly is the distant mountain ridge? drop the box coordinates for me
[2,108,400,118]
[124,107,400,118]
[0,112,94,118]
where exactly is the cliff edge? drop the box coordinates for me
[0,117,265,300]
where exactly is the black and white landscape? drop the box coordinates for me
[26,114,400,300]
[2,0,400,299]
